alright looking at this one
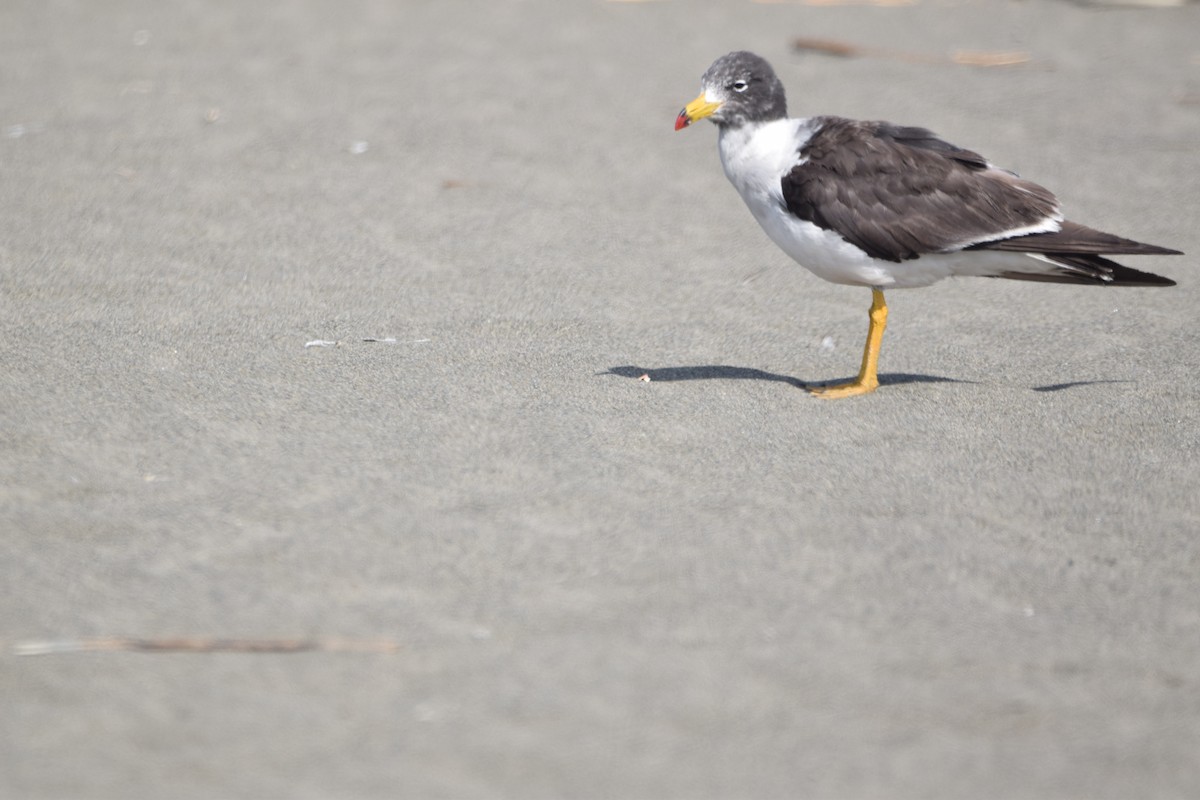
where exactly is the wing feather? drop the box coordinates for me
[781,117,1061,262]
[970,220,1182,255]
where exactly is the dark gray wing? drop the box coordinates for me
[974,218,1179,286]
[969,220,1181,255]
[781,117,1060,262]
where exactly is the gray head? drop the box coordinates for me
[675,51,788,131]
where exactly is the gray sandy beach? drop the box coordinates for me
[3,1,1198,797]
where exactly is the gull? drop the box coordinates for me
[675,51,1181,398]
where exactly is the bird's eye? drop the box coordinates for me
[731,80,749,92]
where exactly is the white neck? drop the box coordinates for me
[717,118,816,205]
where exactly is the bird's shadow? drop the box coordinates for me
[1031,379,1132,393]
[602,365,963,390]
[604,366,1132,394]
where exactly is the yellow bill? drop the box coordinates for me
[675,93,722,130]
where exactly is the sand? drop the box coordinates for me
[2,1,1198,797]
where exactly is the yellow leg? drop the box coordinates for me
[809,289,887,399]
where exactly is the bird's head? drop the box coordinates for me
[674,51,788,131]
